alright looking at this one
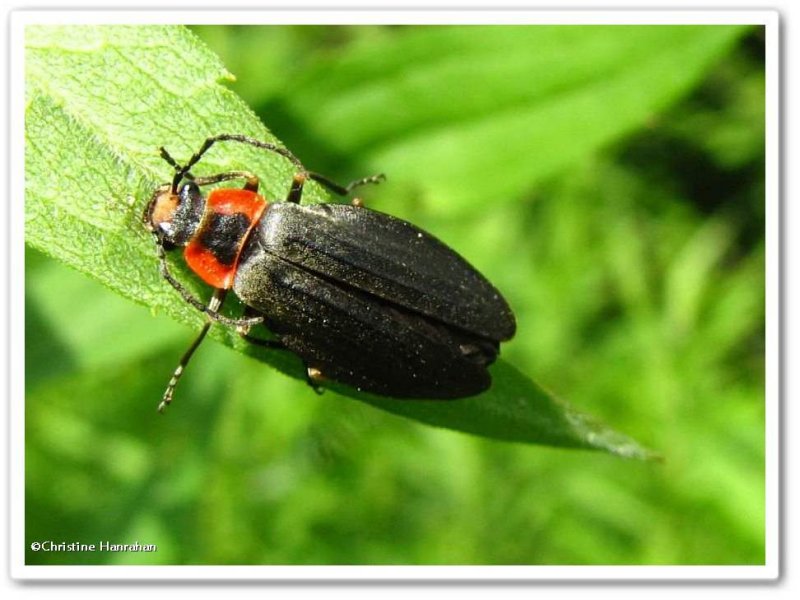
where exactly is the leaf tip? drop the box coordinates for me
[564,407,661,461]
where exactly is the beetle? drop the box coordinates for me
[145,134,515,412]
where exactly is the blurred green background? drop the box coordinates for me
[26,25,765,565]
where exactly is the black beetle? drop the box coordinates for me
[145,134,515,411]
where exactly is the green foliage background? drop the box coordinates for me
[25,25,765,565]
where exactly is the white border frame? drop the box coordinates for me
[8,9,780,582]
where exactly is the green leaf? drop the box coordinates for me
[283,25,747,212]
[347,361,661,459]
[26,24,657,458]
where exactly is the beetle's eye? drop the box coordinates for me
[180,181,200,197]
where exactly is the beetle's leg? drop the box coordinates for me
[240,338,326,395]
[237,307,286,350]
[285,173,306,204]
[284,172,383,204]
[235,308,322,394]
[306,172,386,196]
[158,289,227,413]
[306,367,326,395]
[153,237,263,329]
[191,171,260,193]
[239,334,286,350]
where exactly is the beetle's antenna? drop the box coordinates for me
[179,134,307,178]
[159,146,188,194]
[168,135,385,198]
[159,146,181,170]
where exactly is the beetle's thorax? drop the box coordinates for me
[183,188,269,289]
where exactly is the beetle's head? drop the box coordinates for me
[145,145,206,248]
[144,179,205,249]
